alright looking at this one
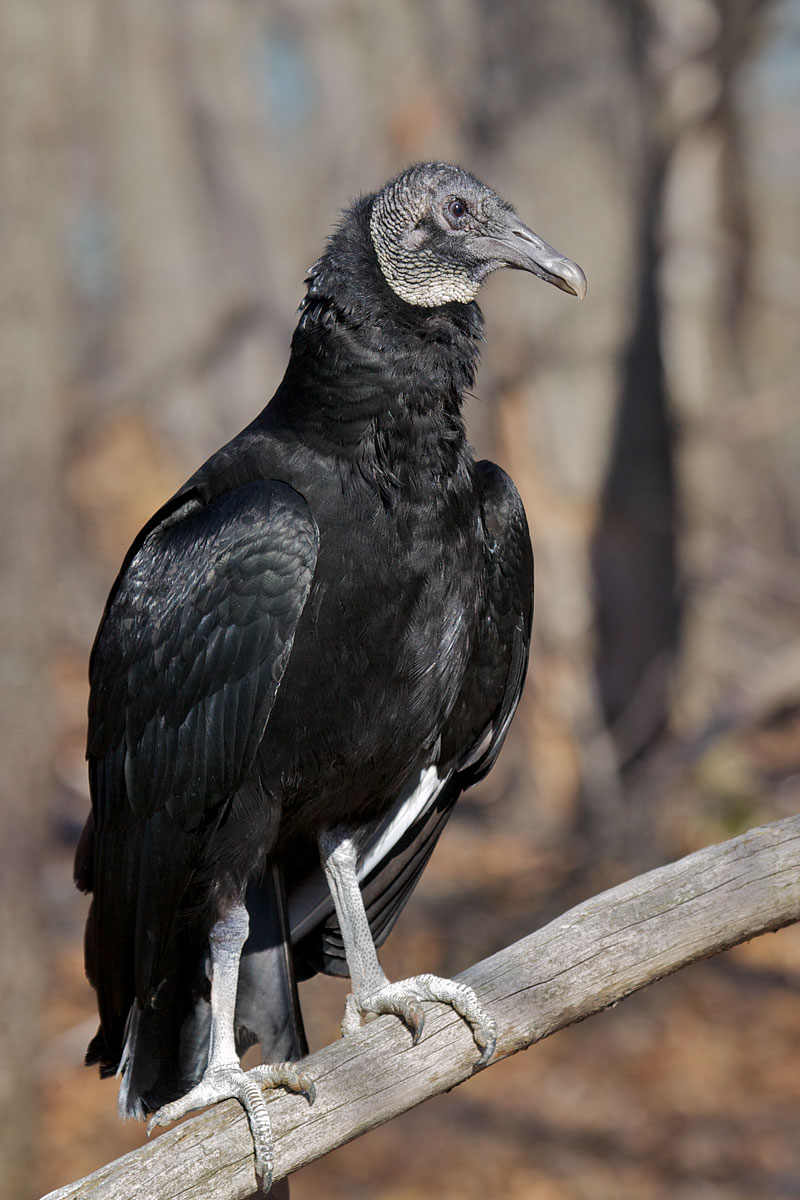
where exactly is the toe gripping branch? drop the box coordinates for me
[146,1062,315,1194]
[343,972,497,1067]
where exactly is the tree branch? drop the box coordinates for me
[43,814,800,1200]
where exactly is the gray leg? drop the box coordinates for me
[145,902,314,1194]
[319,830,496,1064]
[207,904,249,1067]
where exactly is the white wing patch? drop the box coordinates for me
[287,763,448,943]
[358,764,447,879]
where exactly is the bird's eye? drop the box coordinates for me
[446,197,468,225]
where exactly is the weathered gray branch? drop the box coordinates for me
[43,815,800,1200]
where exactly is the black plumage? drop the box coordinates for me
[76,162,585,1191]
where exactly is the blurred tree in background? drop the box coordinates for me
[1,1,799,1197]
[0,5,66,1196]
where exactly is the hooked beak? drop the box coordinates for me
[479,217,587,301]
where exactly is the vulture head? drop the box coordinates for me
[369,161,587,308]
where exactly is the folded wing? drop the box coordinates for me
[79,479,319,1083]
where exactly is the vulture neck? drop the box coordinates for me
[263,198,483,491]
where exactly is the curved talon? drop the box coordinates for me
[475,1027,497,1067]
[372,990,425,1042]
[405,1003,424,1046]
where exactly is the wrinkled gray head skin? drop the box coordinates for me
[370,162,587,308]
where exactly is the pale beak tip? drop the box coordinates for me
[560,261,588,302]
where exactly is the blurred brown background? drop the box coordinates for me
[2,1,800,1197]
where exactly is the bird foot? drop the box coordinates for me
[343,973,496,1066]
[146,1061,314,1193]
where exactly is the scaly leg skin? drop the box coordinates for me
[320,830,496,1066]
[144,903,314,1194]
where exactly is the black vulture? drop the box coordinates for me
[76,162,586,1192]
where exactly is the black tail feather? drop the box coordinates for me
[237,862,308,1062]
[110,859,306,1119]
